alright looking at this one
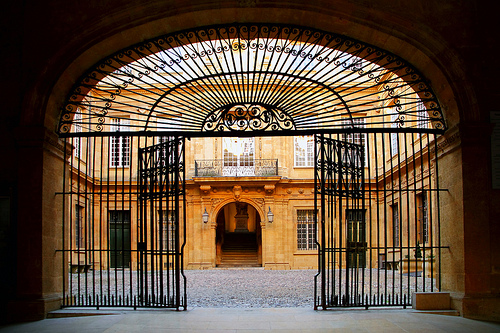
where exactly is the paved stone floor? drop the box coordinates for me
[2,269,499,332]
[1,308,500,332]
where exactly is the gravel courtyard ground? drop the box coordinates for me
[70,268,437,308]
[185,269,315,308]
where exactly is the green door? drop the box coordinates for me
[347,209,366,269]
[109,210,131,268]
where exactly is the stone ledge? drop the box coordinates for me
[412,292,450,310]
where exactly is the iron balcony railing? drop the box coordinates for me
[195,159,278,177]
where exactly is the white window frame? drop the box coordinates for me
[297,209,317,250]
[391,110,399,156]
[342,118,367,165]
[222,137,255,176]
[110,118,130,168]
[418,193,429,244]
[159,210,176,252]
[73,110,82,158]
[417,101,428,137]
[294,135,314,167]
[75,204,84,249]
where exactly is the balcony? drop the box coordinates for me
[195,159,278,177]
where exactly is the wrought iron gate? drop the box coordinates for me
[138,136,186,309]
[314,132,442,309]
[314,134,366,309]
[61,135,186,310]
[57,22,446,311]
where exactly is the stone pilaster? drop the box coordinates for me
[9,127,69,321]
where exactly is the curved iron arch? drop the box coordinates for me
[57,23,446,136]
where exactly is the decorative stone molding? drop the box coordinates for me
[233,185,242,201]
[199,185,211,195]
[264,184,275,195]
[211,198,224,208]
[432,131,460,155]
[253,198,265,210]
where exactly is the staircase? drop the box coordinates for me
[218,233,260,268]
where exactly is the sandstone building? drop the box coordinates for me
[0,0,498,324]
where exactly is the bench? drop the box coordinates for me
[70,264,92,273]
[385,260,399,270]
[378,253,400,270]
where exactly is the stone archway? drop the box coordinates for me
[214,201,262,268]
[9,1,498,322]
[52,20,453,311]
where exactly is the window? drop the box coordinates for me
[75,205,84,248]
[390,110,399,156]
[416,101,428,137]
[343,118,366,165]
[392,203,400,247]
[297,210,317,250]
[418,193,429,244]
[222,137,255,176]
[294,136,314,167]
[342,118,366,146]
[110,118,130,167]
[159,210,176,252]
[73,110,82,158]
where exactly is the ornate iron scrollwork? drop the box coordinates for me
[202,104,295,132]
[57,23,447,136]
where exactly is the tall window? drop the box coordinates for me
[391,108,399,156]
[392,203,400,247]
[159,210,176,252]
[416,101,428,137]
[297,210,317,250]
[342,118,366,146]
[418,193,429,244]
[294,136,314,167]
[73,109,82,158]
[110,118,130,167]
[222,137,255,176]
[75,205,84,248]
[343,118,366,165]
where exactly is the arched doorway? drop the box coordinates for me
[55,22,447,311]
[215,202,262,268]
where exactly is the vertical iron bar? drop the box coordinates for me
[62,138,67,305]
[403,132,410,299]
[320,134,326,309]
[381,132,388,303]
[433,134,442,291]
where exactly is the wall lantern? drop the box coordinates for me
[202,208,209,223]
[267,206,274,223]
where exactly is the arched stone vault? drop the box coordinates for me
[41,3,470,133]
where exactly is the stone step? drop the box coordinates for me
[222,257,258,261]
[216,263,261,268]
[218,233,260,267]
